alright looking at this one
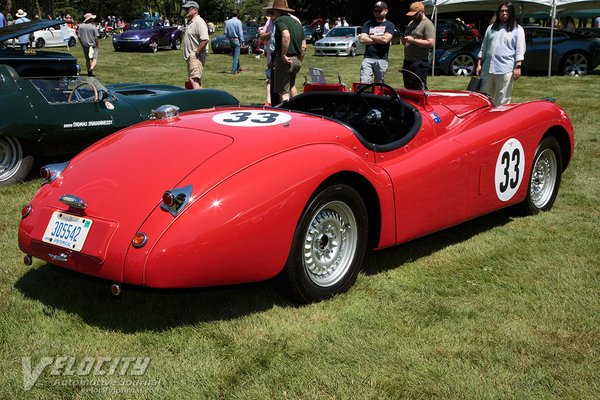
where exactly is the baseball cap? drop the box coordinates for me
[373,1,388,10]
[182,1,199,9]
[406,1,425,16]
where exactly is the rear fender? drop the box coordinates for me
[124,144,394,288]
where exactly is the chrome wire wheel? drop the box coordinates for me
[0,136,24,183]
[530,148,558,209]
[450,54,475,76]
[303,200,358,287]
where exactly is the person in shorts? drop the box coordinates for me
[182,1,209,89]
[78,13,100,77]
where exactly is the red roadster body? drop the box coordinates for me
[18,83,574,302]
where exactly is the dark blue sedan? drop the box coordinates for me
[112,19,182,53]
[435,26,600,76]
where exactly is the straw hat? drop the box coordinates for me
[83,12,96,22]
[15,9,27,18]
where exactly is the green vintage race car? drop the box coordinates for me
[0,65,239,185]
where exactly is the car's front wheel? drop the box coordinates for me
[561,51,590,76]
[172,37,181,50]
[349,45,356,57]
[0,137,34,186]
[35,38,45,48]
[276,184,368,303]
[518,137,563,215]
[68,37,76,47]
[149,39,158,53]
[450,54,476,76]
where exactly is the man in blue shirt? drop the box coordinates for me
[0,11,7,28]
[14,10,31,50]
[224,11,244,74]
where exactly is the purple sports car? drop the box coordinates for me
[112,19,182,53]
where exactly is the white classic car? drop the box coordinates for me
[314,26,365,57]
[32,24,77,48]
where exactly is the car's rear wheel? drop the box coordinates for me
[246,45,253,54]
[149,39,158,53]
[450,54,476,76]
[518,137,562,215]
[276,184,368,303]
[0,137,34,186]
[35,38,45,48]
[172,37,181,50]
[561,51,590,76]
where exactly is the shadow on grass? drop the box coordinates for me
[14,208,514,333]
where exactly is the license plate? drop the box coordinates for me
[42,212,93,252]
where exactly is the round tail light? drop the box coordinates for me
[162,191,175,208]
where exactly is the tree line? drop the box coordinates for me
[3,0,411,27]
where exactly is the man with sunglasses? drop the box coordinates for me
[401,1,435,90]
[358,1,395,84]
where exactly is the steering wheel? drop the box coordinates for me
[67,81,99,103]
[355,82,404,143]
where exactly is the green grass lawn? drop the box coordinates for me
[0,40,598,399]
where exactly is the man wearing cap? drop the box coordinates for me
[269,0,306,102]
[401,1,435,90]
[14,9,31,50]
[358,2,394,84]
[182,1,209,89]
[78,13,99,76]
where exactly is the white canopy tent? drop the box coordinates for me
[422,0,599,76]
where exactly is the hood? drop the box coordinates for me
[0,20,66,42]
[116,29,154,40]
[428,90,491,117]
[317,36,355,44]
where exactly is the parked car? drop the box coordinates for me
[18,81,573,303]
[314,26,364,57]
[32,24,78,48]
[436,19,479,46]
[112,19,182,53]
[0,20,79,77]
[435,27,600,76]
[210,26,259,54]
[0,64,239,185]
[303,25,316,44]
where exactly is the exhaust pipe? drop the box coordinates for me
[23,255,33,266]
[111,283,122,297]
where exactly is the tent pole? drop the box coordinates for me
[432,2,438,77]
[549,0,556,77]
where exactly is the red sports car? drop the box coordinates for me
[18,83,574,303]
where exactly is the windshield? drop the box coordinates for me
[128,20,155,30]
[326,27,356,37]
[30,76,109,104]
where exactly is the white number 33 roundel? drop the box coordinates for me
[495,138,525,202]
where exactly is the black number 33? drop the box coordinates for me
[223,111,279,124]
[499,148,521,193]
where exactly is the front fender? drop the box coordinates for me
[122,144,393,288]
